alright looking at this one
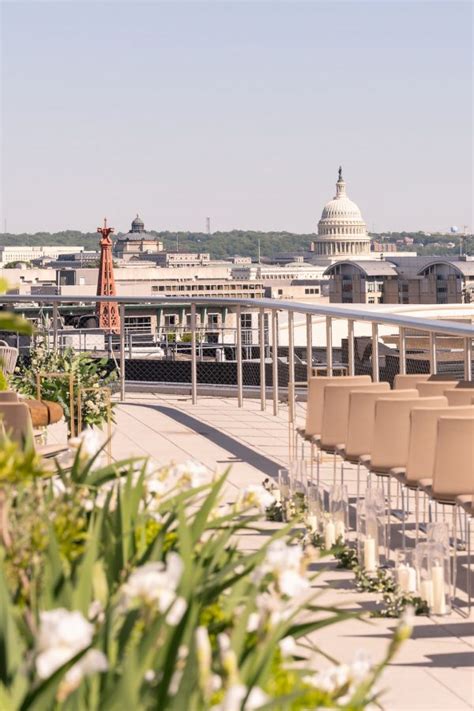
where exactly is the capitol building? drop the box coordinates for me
[312,168,371,259]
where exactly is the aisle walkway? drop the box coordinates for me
[106,394,473,710]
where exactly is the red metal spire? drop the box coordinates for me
[96,218,120,333]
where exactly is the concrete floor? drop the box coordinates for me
[50,393,474,710]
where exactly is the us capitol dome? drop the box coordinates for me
[313,168,371,258]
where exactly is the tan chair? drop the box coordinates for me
[0,391,19,403]
[391,406,474,542]
[425,416,474,611]
[299,375,371,480]
[394,374,430,389]
[455,494,474,612]
[318,381,389,485]
[417,381,458,397]
[422,416,474,504]
[366,396,448,477]
[339,388,420,496]
[361,396,448,552]
[0,402,69,458]
[446,391,474,406]
[303,375,371,439]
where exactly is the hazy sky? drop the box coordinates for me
[1,0,472,234]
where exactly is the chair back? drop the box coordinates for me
[417,381,458,397]
[0,402,35,448]
[446,389,474,406]
[405,406,474,485]
[0,341,19,375]
[394,374,430,390]
[370,396,447,471]
[320,382,389,448]
[0,391,19,403]
[304,375,371,437]
[345,388,419,459]
[432,417,474,498]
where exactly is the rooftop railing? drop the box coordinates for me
[1,295,473,413]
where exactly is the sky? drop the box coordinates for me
[0,0,472,235]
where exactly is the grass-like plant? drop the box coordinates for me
[0,438,411,710]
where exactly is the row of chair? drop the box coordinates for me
[296,373,474,611]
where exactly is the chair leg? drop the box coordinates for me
[467,510,472,616]
[401,486,406,550]
[387,476,392,560]
[310,441,314,484]
[333,451,337,487]
[452,506,458,605]
[415,489,420,545]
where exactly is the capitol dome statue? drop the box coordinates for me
[313,168,371,257]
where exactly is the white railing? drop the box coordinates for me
[1,294,473,409]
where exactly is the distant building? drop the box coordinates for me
[371,241,397,253]
[152,252,210,268]
[0,245,83,266]
[114,215,163,260]
[312,167,371,258]
[325,257,474,304]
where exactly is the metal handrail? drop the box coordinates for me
[1,294,473,338]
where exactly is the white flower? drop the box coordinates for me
[120,554,183,614]
[36,608,94,679]
[303,650,373,697]
[69,427,104,464]
[144,669,156,683]
[63,648,108,689]
[211,684,269,711]
[169,460,211,488]
[237,485,276,513]
[166,596,187,626]
[246,612,260,633]
[254,540,309,598]
[278,635,297,657]
[246,687,270,709]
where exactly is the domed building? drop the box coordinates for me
[312,168,371,258]
[114,215,163,261]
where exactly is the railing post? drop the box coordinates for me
[288,310,295,424]
[429,332,437,376]
[52,302,58,350]
[347,319,355,376]
[236,305,243,407]
[128,332,133,359]
[119,304,126,401]
[306,313,312,382]
[464,336,472,382]
[272,310,279,416]
[326,316,333,376]
[371,322,379,382]
[259,308,266,411]
[191,303,197,405]
[399,326,406,375]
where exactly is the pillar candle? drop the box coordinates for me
[274,490,282,503]
[363,536,377,572]
[397,564,417,593]
[431,563,447,615]
[420,579,434,608]
[335,519,345,542]
[324,520,336,549]
[307,514,318,533]
[280,484,290,500]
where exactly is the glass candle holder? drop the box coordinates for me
[323,515,337,550]
[394,548,418,594]
[357,498,379,574]
[427,522,450,551]
[306,484,324,534]
[278,468,291,502]
[416,543,434,608]
[429,542,451,616]
[329,484,349,543]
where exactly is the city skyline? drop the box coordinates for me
[1,1,472,235]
